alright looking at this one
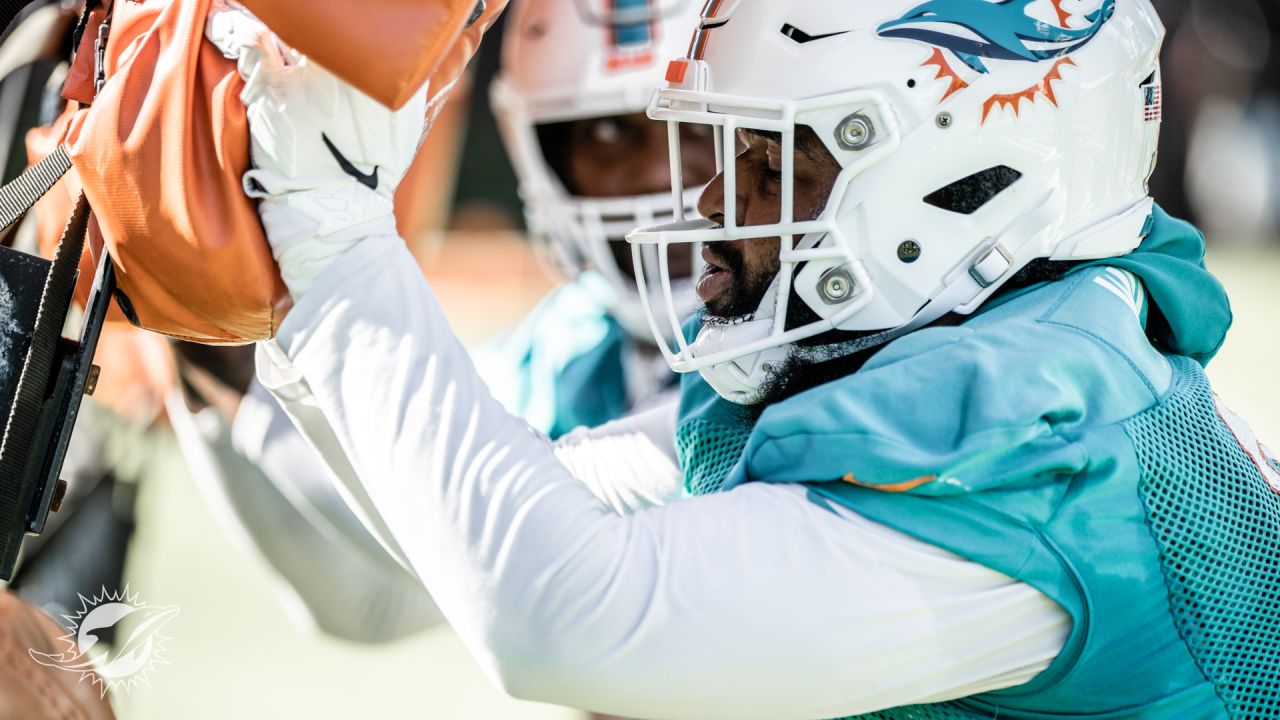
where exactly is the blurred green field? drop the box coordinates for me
[109,240,1278,720]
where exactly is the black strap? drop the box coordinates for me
[0,144,71,232]
[0,1,105,580]
[0,189,88,573]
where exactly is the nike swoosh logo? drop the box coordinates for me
[780,24,850,44]
[321,133,379,191]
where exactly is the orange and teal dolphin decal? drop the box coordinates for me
[878,0,1116,74]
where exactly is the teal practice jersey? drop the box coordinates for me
[679,208,1280,718]
[475,271,672,439]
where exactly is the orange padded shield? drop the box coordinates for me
[63,0,286,344]
[44,0,504,344]
[237,0,494,111]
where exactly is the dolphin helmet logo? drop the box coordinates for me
[878,0,1116,73]
[877,0,1117,121]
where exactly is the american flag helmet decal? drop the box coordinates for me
[1142,73,1163,123]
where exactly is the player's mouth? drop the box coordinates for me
[697,245,734,304]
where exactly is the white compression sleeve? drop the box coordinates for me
[261,234,1069,720]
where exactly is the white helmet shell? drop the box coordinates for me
[628,0,1165,404]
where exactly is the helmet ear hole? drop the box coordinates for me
[923,166,1023,215]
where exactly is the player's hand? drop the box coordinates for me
[205,1,430,298]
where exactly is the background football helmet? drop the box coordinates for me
[491,0,708,341]
[629,0,1165,403]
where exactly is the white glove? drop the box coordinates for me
[206,2,430,298]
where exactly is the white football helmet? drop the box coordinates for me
[490,0,709,341]
[628,0,1165,404]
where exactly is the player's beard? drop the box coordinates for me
[697,244,890,421]
[745,348,883,423]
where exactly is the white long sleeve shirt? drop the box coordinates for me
[168,375,684,643]
[254,233,1069,720]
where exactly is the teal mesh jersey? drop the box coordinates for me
[676,209,1280,718]
[475,272,668,439]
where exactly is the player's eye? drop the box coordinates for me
[590,118,624,145]
[766,140,785,176]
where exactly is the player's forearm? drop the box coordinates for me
[167,337,440,642]
[222,383,444,642]
[170,388,439,644]
[228,365,677,644]
[235,334,679,643]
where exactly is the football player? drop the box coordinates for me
[215,1,1280,717]
[482,0,716,437]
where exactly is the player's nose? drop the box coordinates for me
[697,171,726,226]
